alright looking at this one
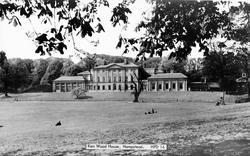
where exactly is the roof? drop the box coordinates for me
[77,71,91,76]
[148,73,187,79]
[94,62,138,69]
[54,76,85,82]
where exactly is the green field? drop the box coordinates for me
[0,92,249,155]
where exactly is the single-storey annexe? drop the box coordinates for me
[53,76,88,92]
[147,73,188,91]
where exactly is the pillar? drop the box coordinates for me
[59,83,61,92]
[155,81,158,92]
[52,82,56,92]
[162,81,164,91]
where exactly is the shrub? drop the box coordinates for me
[71,87,86,99]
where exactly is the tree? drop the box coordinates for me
[1,0,237,60]
[61,58,74,75]
[82,55,97,72]
[64,64,85,76]
[202,51,247,92]
[118,0,233,62]
[0,0,134,57]
[131,66,151,102]
[0,51,10,96]
[160,57,186,73]
[8,58,30,91]
[32,59,49,86]
[71,87,86,99]
[229,2,250,95]
[40,58,63,86]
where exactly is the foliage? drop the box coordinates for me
[64,64,85,76]
[0,0,133,57]
[0,51,9,96]
[118,0,233,61]
[32,59,49,86]
[8,58,31,91]
[202,51,247,91]
[82,55,97,71]
[1,0,250,64]
[160,57,186,73]
[40,58,63,85]
[142,57,161,68]
[61,58,74,75]
[229,2,250,45]
[130,66,150,102]
[71,87,86,99]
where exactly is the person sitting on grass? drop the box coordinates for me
[216,97,225,106]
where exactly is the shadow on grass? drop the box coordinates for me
[2,149,23,155]
[0,95,13,99]
[75,95,93,100]
[176,139,250,156]
[235,97,250,103]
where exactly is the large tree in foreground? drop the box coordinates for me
[0,0,236,60]
[119,0,233,61]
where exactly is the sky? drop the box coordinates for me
[0,0,229,63]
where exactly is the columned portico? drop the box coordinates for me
[147,73,188,92]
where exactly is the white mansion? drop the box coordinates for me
[91,60,139,91]
[53,60,188,92]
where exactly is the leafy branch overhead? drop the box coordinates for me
[1,0,250,61]
[0,0,131,56]
[116,0,237,62]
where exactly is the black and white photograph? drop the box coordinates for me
[0,0,250,155]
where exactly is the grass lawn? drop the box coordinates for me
[0,92,249,155]
[0,91,241,103]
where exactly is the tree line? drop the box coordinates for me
[0,49,248,96]
[0,51,135,95]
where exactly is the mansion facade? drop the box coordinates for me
[53,60,188,92]
[91,60,139,91]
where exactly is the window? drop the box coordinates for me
[165,83,169,89]
[108,76,111,82]
[125,76,128,82]
[173,83,176,89]
[102,85,105,90]
[152,83,155,90]
[55,83,60,90]
[114,76,116,82]
[108,85,111,90]
[125,84,128,90]
[158,84,162,90]
[66,83,71,92]
[119,85,121,91]
[102,77,105,82]
[61,84,65,92]
[130,85,134,90]
[94,86,96,90]
[113,84,116,90]
[97,85,100,90]
[73,83,77,89]
[180,82,183,90]
[119,76,121,82]
[97,77,100,82]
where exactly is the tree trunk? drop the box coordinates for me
[3,81,9,97]
[133,92,140,102]
[248,53,250,97]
